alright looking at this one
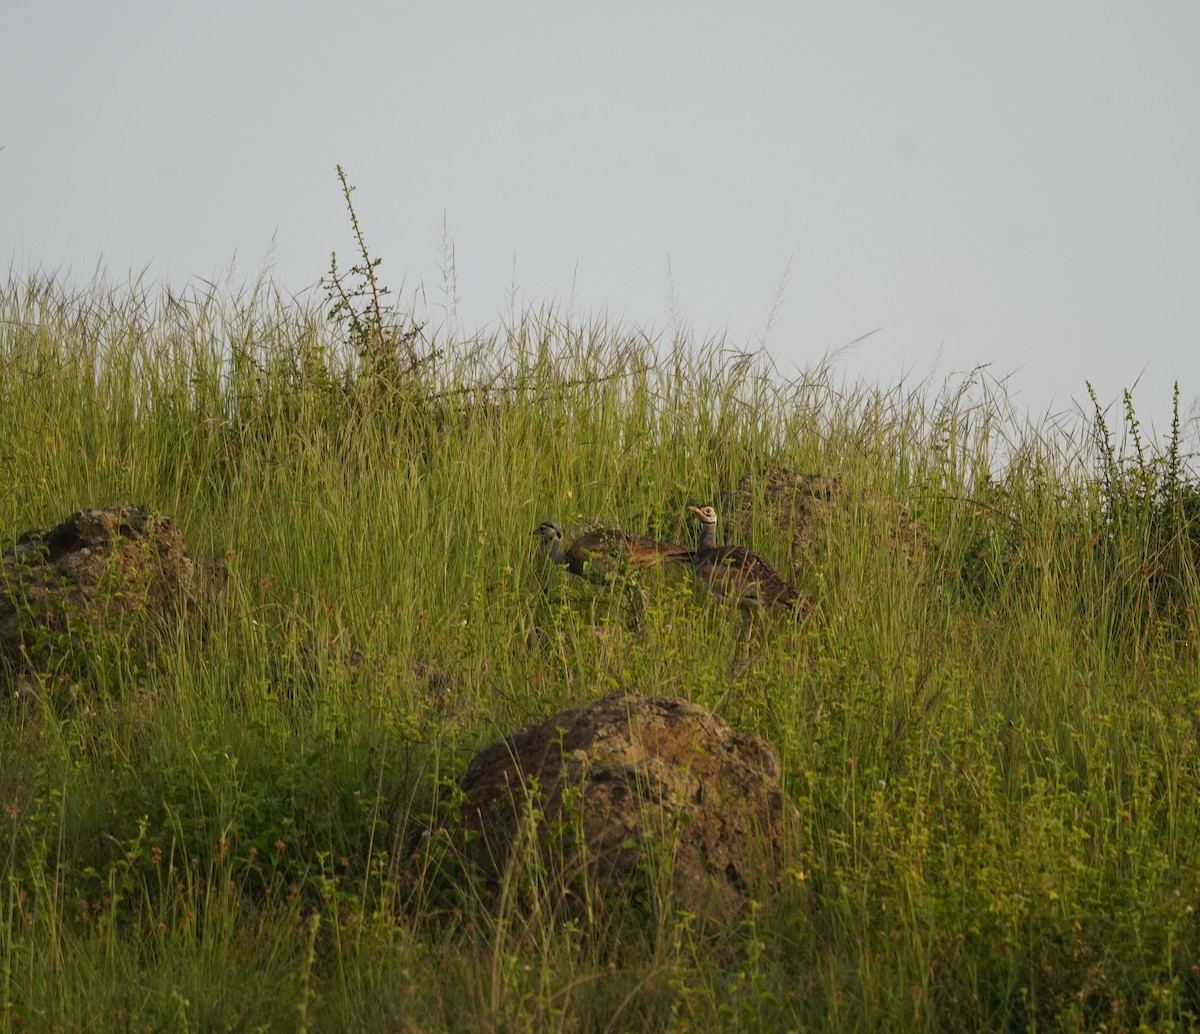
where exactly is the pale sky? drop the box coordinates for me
[4,2,1198,444]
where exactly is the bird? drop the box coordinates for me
[532,520,694,583]
[687,505,808,614]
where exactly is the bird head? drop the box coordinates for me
[532,520,563,546]
[533,520,568,566]
[688,505,718,525]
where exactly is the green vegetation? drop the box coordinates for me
[1,186,1198,1031]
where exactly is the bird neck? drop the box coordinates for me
[696,520,718,554]
[542,530,567,565]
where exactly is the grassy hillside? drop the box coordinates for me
[1,259,1198,1032]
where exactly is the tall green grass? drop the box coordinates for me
[1,256,1198,1032]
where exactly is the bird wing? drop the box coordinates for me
[618,531,694,563]
[587,528,693,564]
[564,530,616,580]
[697,545,802,611]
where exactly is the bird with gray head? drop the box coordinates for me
[533,520,694,583]
[688,505,808,614]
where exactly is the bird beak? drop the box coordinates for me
[688,506,705,516]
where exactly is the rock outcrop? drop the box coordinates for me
[730,462,928,567]
[0,505,205,684]
[457,693,797,925]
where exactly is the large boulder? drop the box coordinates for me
[0,505,203,684]
[457,694,797,925]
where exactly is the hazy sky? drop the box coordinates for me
[4,2,1198,442]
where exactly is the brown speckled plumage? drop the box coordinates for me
[688,505,808,614]
[534,521,693,583]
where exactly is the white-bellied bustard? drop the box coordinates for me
[533,520,694,584]
[687,505,808,615]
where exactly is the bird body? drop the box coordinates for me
[533,520,693,583]
[688,505,807,614]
